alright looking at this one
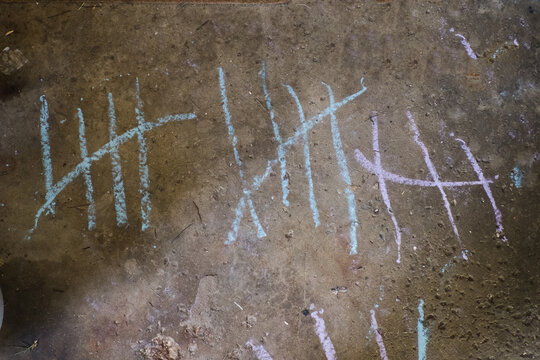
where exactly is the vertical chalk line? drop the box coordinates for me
[324,82,359,255]
[370,309,389,360]
[417,299,428,360]
[39,95,55,214]
[218,67,266,240]
[372,112,402,263]
[310,304,337,360]
[285,85,320,227]
[455,137,507,241]
[77,108,96,230]
[246,340,274,360]
[135,78,152,231]
[407,111,462,248]
[260,62,290,207]
[27,112,197,239]
[108,93,128,226]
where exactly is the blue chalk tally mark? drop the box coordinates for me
[77,108,96,230]
[417,299,428,360]
[108,92,128,226]
[135,78,152,231]
[218,67,267,243]
[510,166,523,188]
[285,84,320,228]
[39,95,55,215]
[226,72,367,245]
[324,82,359,255]
[28,94,197,239]
[260,62,290,207]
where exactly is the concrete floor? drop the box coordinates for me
[0,1,538,359]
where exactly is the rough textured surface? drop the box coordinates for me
[0,1,538,359]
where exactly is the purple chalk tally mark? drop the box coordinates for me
[354,111,505,261]
[310,304,337,360]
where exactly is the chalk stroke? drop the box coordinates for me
[371,112,402,263]
[370,309,389,360]
[28,95,197,239]
[218,67,267,241]
[246,340,274,360]
[310,304,337,360]
[260,62,290,207]
[407,111,462,248]
[285,85,320,227]
[77,108,96,230]
[510,166,523,188]
[224,66,368,247]
[354,112,504,261]
[135,78,152,231]
[417,299,428,360]
[454,136,507,241]
[39,95,55,214]
[108,92,128,226]
[449,28,478,59]
[324,82,360,255]
[353,151,492,188]
[227,160,275,244]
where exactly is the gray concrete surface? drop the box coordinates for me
[0,1,538,359]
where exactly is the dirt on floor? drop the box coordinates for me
[0,1,538,359]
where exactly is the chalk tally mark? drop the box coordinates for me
[310,304,337,360]
[354,111,505,261]
[39,95,55,214]
[135,78,152,231]
[225,67,367,245]
[108,92,128,226]
[324,82,360,255]
[28,93,197,239]
[454,136,507,241]
[407,111,462,248]
[417,299,428,360]
[371,112,402,263]
[77,108,96,230]
[285,84,320,228]
[370,309,389,360]
[449,28,478,60]
[246,340,274,360]
[218,67,267,243]
[260,62,290,207]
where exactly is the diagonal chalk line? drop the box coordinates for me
[407,111,463,250]
[354,149,493,188]
[285,84,320,228]
[225,71,368,244]
[218,67,267,240]
[246,340,274,360]
[310,304,337,360]
[27,98,196,239]
[454,136,507,241]
[370,309,389,360]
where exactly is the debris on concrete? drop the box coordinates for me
[0,47,28,75]
[140,335,182,360]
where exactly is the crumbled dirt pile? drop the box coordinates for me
[140,335,182,360]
